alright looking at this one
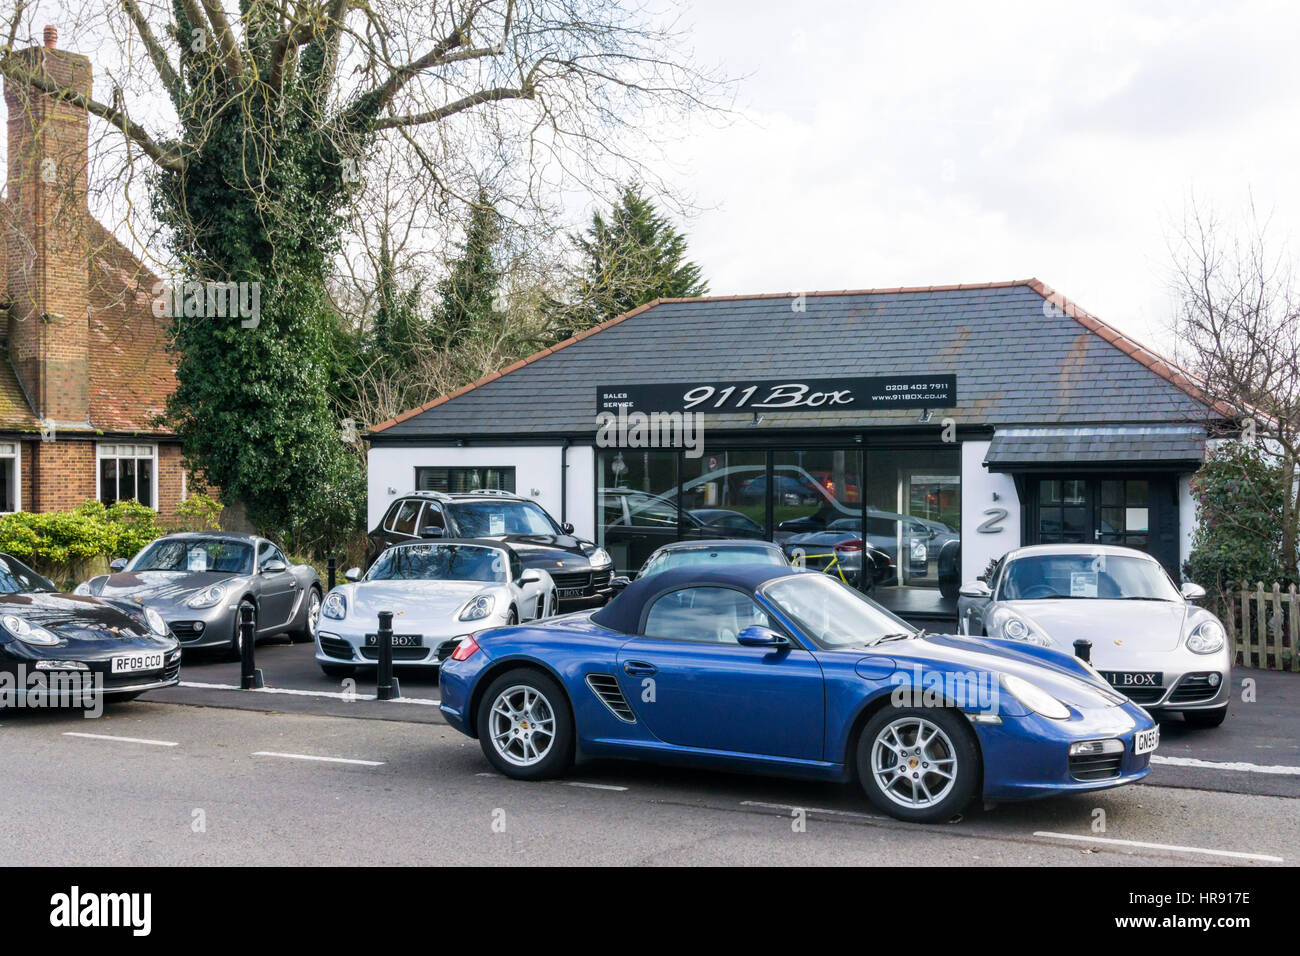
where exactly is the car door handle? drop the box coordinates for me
[623,661,657,676]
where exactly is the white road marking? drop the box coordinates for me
[252,751,384,766]
[565,781,629,791]
[741,800,886,821]
[177,680,439,706]
[1152,754,1300,776]
[1033,831,1282,863]
[63,732,178,747]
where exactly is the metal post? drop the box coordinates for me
[376,610,399,700]
[1073,639,1092,663]
[239,603,264,689]
[327,556,337,592]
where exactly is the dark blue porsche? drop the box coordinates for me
[439,566,1158,822]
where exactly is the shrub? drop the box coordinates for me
[0,500,162,587]
[171,492,223,532]
[1185,441,1295,607]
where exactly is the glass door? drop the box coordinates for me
[1035,478,1151,550]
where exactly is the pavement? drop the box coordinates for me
[3,639,1296,866]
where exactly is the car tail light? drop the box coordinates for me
[450,634,481,662]
[835,539,865,553]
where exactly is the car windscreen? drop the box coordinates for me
[129,539,254,574]
[762,573,917,648]
[641,547,785,578]
[365,544,508,583]
[0,554,57,593]
[998,553,1181,601]
[446,501,559,537]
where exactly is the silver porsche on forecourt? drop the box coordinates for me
[76,533,322,658]
[314,539,557,677]
[957,544,1231,727]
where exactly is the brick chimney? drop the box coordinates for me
[3,25,92,426]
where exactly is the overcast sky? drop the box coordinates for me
[657,0,1299,352]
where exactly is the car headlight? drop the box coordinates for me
[589,548,613,568]
[989,608,1052,647]
[1186,618,1226,654]
[321,591,347,620]
[459,594,496,622]
[1,614,60,646]
[1001,673,1071,720]
[186,583,227,609]
[143,607,167,636]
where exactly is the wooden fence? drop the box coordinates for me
[1224,582,1300,671]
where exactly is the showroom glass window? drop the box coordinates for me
[680,449,767,539]
[597,449,678,574]
[862,447,960,605]
[416,466,515,494]
[98,443,156,508]
[0,442,17,512]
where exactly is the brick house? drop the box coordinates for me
[0,27,192,517]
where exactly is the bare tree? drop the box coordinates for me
[1170,198,1300,572]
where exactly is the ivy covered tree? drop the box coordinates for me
[554,183,708,330]
[0,2,718,549]
[432,192,504,352]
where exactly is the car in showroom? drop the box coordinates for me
[75,533,321,659]
[0,553,181,703]
[780,522,893,590]
[635,539,791,580]
[315,540,556,677]
[957,544,1230,727]
[369,490,614,609]
[439,566,1158,823]
[600,487,767,571]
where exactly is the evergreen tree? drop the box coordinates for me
[556,184,708,330]
[432,193,505,351]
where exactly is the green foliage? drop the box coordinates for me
[1186,442,1294,604]
[172,492,224,532]
[431,192,505,351]
[552,183,708,331]
[0,501,162,580]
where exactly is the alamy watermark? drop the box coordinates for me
[0,664,105,717]
[596,407,704,458]
[152,280,261,328]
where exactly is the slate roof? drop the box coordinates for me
[370,279,1227,441]
[983,425,1207,470]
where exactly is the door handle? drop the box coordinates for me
[623,661,657,676]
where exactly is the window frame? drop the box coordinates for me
[0,442,20,513]
[96,442,159,511]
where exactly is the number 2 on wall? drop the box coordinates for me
[977,508,1008,534]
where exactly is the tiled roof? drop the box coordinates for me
[371,279,1226,440]
[984,425,1207,469]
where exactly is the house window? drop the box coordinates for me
[0,443,18,512]
[98,443,156,508]
[415,466,515,494]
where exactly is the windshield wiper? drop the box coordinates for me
[870,631,917,646]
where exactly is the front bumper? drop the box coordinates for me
[162,602,239,650]
[976,700,1156,802]
[316,625,467,668]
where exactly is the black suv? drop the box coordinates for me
[366,490,615,610]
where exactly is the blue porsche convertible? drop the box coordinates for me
[439,566,1158,822]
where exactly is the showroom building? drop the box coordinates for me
[366,279,1231,621]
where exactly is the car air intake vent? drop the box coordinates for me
[1068,752,1123,782]
[586,673,636,723]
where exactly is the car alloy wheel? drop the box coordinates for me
[870,716,959,810]
[488,684,556,767]
[305,590,321,638]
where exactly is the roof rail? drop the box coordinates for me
[406,490,454,501]
[462,488,521,498]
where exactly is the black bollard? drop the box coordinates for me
[239,603,264,689]
[376,610,400,700]
[327,556,336,592]
[1073,638,1092,662]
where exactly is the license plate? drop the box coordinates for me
[364,634,423,648]
[111,652,164,674]
[1103,671,1162,688]
[1134,726,1160,755]
[558,587,586,599]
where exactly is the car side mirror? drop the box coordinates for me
[420,526,444,539]
[959,581,992,599]
[261,560,288,574]
[737,625,790,648]
[561,522,575,535]
[344,567,362,582]
[1181,582,1207,601]
[109,558,127,572]
[520,570,542,584]
[609,575,632,593]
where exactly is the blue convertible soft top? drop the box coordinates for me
[591,565,800,634]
